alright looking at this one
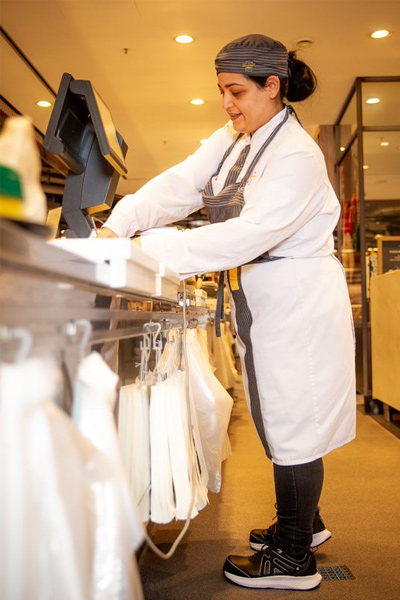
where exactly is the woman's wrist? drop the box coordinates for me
[97,227,119,238]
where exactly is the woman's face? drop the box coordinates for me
[217,72,282,136]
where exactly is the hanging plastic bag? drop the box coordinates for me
[0,357,96,600]
[186,328,233,493]
[206,320,238,389]
[118,382,150,522]
[149,331,208,524]
[149,378,176,523]
[72,351,144,600]
[165,370,198,520]
[196,325,213,367]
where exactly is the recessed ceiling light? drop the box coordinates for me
[295,38,314,49]
[36,100,52,107]
[175,35,194,44]
[369,29,392,39]
[363,165,369,170]
[340,146,345,152]
[365,97,381,104]
[380,141,390,147]
[191,98,205,105]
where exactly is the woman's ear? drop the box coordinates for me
[265,76,280,99]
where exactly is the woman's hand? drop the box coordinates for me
[97,227,141,246]
[96,227,118,238]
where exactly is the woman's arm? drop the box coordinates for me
[139,143,337,278]
[101,124,232,238]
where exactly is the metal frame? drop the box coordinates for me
[335,76,400,411]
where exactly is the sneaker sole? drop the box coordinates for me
[224,570,323,590]
[311,528,332,548]
[250,528,332,552]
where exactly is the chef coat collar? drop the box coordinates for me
[248,105,289,145]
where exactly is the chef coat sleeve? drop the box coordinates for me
[139,142,337,279]
[102,124,233,238]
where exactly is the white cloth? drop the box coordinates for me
[103,109,356,465]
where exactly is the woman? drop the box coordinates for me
[99,34,356,590]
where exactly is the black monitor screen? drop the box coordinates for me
[58,105,88,159]
[91,87,126,173]
[43,73,128,237]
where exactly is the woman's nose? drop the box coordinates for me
[222,93,233,110]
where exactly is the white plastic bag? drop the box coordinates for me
[72,351,144,600]
[149,379,176,523]
[149,332,208,524]
[206,321,238,389]
[118,382,150,522]
[186,328,233,492]
[0,357,94,600]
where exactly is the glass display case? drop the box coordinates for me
[335,77,400,410]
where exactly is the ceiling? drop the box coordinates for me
[1,0,400,197]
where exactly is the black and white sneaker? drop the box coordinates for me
[311,506,332,548]
[249,506,332,551]
[223,544,322,590]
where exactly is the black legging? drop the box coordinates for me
[273,458,324,556]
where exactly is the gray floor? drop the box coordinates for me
[139,379,400,600]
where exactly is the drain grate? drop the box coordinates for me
[319,565,355,581]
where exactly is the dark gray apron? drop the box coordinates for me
[201,106,291,457]
[202,106,290,336]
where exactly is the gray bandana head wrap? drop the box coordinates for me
[215,34,288,78]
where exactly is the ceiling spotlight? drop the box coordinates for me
[363,165,369,170]
[365,97,381,104]
[380,141,390,147]
[191,98,205,105]
[175,35,194,44]
[369,29,392,39]
[36,100,52,107]
[340,146,345,152]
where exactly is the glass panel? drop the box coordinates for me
[363,130,400,201]
[365,201,400,248]
[362,81,400,127]
[336,92,357,158]
[338,139,362,323]
[364,129,400,259]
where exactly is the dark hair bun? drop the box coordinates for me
[286,50,317,102]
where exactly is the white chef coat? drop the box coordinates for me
[104,108,356,465]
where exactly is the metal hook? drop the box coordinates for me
[139,332,152,382]
[152,322,163,350]
[65,319,92,362]
[0,326,33,363]
[75,319,92,361]
[189,318,199,329]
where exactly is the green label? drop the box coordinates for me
[0,165,23,199]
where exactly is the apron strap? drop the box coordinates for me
[239,106,291,190]
[215,271,225,338]
[209,107,292,337]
